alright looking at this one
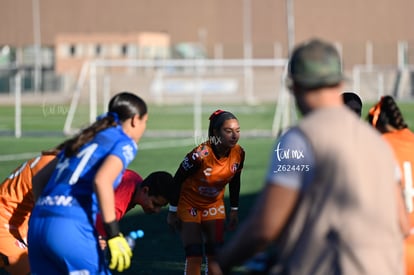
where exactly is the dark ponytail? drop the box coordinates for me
[64,92,147,157]
[367,95,407,131]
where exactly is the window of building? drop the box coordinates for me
[95,44,102,56]
[69,45,76,57]
[121,44,128,57]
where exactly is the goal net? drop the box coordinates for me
[63,58,295,138]
[352,64,414,103]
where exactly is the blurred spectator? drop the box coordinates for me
[342,91,363,117]
[368,95,414,275]
[209,38,407,275]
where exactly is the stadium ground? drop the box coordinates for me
[0,102,277,274]
[0,135,273,275]
[1,100,414,274]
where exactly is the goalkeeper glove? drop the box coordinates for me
[104,220,133,272]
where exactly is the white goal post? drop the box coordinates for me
[63,58,295,138]
[352,64,414,102]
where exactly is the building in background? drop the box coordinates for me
[55,31,170,75]
[0,0,413,99]
[1,0,413,65]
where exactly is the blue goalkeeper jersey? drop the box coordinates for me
[28,125,137,274]
[34,125,137,222]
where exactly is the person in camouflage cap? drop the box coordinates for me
[209,38,408,275]
[287,38,347,115]
[288,39,344,90]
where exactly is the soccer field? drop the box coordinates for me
[0,102,277,274]
[0,136,274,274]
[1,100,414,274]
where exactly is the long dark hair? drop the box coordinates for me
[367,95,407,131]
[64,92,147,157]
[342,92,362,117]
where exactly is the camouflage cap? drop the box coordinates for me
[288,39,345,89]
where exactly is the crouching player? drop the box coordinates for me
[95,169,175,247]
[0,150,174,275]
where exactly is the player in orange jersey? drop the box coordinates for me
[167,109,245,275]
[0,151,174,275]
[368,95,414,275]
[0,148,60,275]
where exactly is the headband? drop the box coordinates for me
[209,109,225,121]
[368,97,384,127]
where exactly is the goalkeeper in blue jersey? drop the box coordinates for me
[27,92,148,274]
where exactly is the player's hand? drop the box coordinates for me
[227,209,239,231]
[167,211,181,232]
[107,233,133,272]
[209,261,224,275]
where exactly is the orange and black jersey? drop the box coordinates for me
[383,129,414,242]
[171,142,245,208]
[0,154,56,240]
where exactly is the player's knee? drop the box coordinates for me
[184,244,203,257]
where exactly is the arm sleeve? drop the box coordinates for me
[229,172,241,208]
[170,148,202,206]
[229,148,244,208]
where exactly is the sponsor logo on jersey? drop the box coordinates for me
[37,195,73,207]
[182,156,194,171]
[197,145,209,157]
[202,205,225,217]
[192,152,199,160]
[188,207,198,217]
[122,144,135,163]
[69,269,90,275]
[231,163,239,173]
[203,167,212,176]
[198,186,220,197]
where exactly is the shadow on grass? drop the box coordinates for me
[115,192,261,275]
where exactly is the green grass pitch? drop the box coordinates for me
[0,102,276,274]
[0,100,414,274]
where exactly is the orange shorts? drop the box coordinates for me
[177,199,226,223]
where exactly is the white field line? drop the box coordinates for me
[0,152,38,162]
[139,138,195,150]
[0,139,195,162]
